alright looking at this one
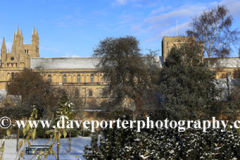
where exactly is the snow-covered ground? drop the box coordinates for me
[1,136,92,160]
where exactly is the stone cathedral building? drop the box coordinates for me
[0,27,239,107]
[0,27,39,89]
[0,27,162,107]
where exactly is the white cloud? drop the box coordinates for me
[150,6,172,15]
[145,22,189,43]
[210,0,240,17]
[112,0,240,51]
[133,0,161,8]
[112,0,140,6]
[145,5,206,24]
[129,3,208,45]
[112,0,129,6]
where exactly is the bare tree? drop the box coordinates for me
[8,69,63,117]
[93,36,161,113]
[186,5,240,58]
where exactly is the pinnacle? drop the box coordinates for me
[17,26,19,35]
[1,37,6,49]
[32,26,35,35]
[13,31,16,41]
[36,29,38,37]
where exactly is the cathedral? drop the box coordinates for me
[0,27,161,107]
[0,27,39,89]
[0,27,239,107]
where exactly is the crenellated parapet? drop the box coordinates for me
[162,36,198,62]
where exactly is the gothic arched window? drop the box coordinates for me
[63,74,67,83]
[89,90,93,97]
[90,74,94,82]
[77,74,81,83]
[11,72,14,80]
[48,75,52,83]
[102,74,107,83]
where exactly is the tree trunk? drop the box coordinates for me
[57,145,59,160]
[44,129,46,139]
[69,132,71,152]
[16,128,19,152]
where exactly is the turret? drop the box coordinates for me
[20,29,23,42]
[36,29,39,57]
[15,27,21,48]
[36,29,39,46]
[16,26,19,35]
[32,26,36,45]
[11,32,16,53]
[32,26,35,35]
[1,37,6,61]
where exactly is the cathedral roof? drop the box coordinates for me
[205,57,240,68]
[30,56,163,70]
[30,57,100,69]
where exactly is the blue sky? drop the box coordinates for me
[0,0,240,58]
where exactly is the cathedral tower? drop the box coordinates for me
[1,27,39,68]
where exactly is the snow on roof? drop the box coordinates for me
[30,56,163,70]
[30,57,100,69]
[206,57,240,68]
[0,89,21,103]
[152,56,162,67]
[0,89,7,101]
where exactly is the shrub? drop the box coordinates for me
[0,128,7,139]
[84,114,240,160]
[82,129,91,137]
[68,129,79,137]
[36,124,47,138]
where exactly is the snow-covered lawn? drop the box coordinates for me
[1,136,92,160]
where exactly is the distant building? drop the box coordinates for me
[0,28,239,107]
[161,36,197,62]
[161,36,240,79]
[0,27,162,107]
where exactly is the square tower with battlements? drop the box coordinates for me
[161,36,197,62]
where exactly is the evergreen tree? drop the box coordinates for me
[54,93,74,125]
[158,43,222,120]
[48,93,76,159]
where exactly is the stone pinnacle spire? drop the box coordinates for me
[12,31,16,53]
[1,37,6,50]
[36,29,38,38]
[32,26,35,35]
[17,26,19,35]
[13,31,15,43]
[20,29,23,37]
